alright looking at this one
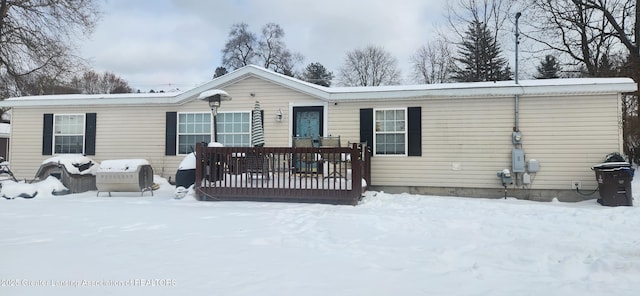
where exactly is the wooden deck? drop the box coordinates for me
[194,143,371,205]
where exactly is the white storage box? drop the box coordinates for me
[96,159,154,196]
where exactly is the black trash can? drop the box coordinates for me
[592,162,634,206]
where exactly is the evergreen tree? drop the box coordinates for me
[213,67,228,78]
[452,21,511,82]
[301,62,334,87]
[535,55,561,79]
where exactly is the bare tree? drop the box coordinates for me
[69,71,133,94]
[20,73,80,95]
[221,23,258,70]
[0,0,100,98]
[411,39,455,84]
[576,0,639,60]
[338,45,401,86]
[445,0,515,44]
[523,1,619,77]
[259,23,303,74]
[221,22,303,76]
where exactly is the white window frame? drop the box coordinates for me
[53,114,85,154]
[373,107,407,156]
[216,111,252,147]
[177,112,212,155]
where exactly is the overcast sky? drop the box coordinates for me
[78,0,456,91]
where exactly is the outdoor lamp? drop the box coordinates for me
[198,89,232,116]
[276,108,284,122]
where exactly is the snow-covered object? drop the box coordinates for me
[35,176,69,195]
[97,159,150,173]
[178,153,196,170]
[0,176,68,199]
[197,89,230,100]
[41,155,98,175]
[1,181,37,199]
[177,143,222,171]
[174,186,191,199]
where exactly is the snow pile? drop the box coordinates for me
[1,176,67,199]
[97,159,149,173]
[41,155,98,175]
[0,173,639,295]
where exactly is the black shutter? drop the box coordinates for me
[84,113,97,155]
[165,112,177,155]
[407,107,422,156]
[42,114,53,155]
[359,108,373,153]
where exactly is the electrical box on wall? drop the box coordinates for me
[528,159,540,173]
[512,149,525,173]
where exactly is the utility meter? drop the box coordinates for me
[497,169,513,187]
[512,131,523,145]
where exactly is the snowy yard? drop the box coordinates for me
[1,175,639,296]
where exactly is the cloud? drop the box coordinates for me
[81,0,449,90]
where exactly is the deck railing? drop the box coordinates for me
[194,142,371,205]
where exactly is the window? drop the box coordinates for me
[178,113,211,154]
[54,114,85,154]
[374,108,406,155]
[216,112,251,147]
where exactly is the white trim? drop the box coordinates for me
[1,65,636,107]
[53,114,86,155]
[176,112,212,155]
[373,107,408,157]
[216,111,252,147]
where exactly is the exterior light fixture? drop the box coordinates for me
[276,108,284,122]
[198,89,232,116]
[198,89,232,143]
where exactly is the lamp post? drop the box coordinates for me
[515,12,521,84]
[198,89,232,143]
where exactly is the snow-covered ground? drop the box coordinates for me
[1,174,639,296]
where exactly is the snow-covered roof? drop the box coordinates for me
[0,65,636,107]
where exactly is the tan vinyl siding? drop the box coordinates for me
[8,76,325,181]
[221,77,321,147]
[6,74,625,193]
[328,94,621,191]
[10,105,176,180]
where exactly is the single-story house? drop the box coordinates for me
[0,65,636,201]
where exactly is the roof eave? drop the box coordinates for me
[0,96,176,107]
